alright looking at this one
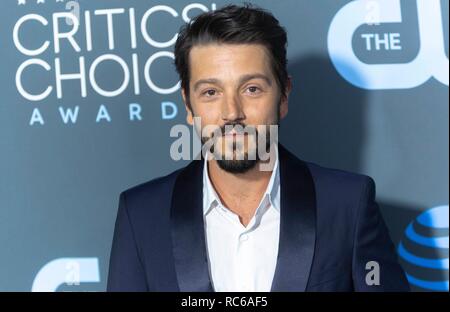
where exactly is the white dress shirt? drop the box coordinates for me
[202,147,280,292]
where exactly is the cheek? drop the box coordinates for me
[193,104,221,124]
[244,101,279,124]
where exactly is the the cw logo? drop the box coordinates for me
[31,258,100,292]
[328,0,448,89]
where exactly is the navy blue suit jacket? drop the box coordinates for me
[107,144,409,291]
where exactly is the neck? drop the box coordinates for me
[207,150,276,226]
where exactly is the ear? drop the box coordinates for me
[280,76,292,120]
[182,88,194,125]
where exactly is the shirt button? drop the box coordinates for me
[240,234,249,242]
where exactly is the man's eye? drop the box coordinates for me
[202,89,217,97]
[246,86,261,94]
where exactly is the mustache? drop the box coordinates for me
[199,123,262,144]
[219,122,257,136]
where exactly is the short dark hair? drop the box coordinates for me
[174,3,289,109]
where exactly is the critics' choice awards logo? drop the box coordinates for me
[11,0,217,126]
[328,0,448,89]
[398,205,449,291]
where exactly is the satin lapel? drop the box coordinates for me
[271,145,317,291]
[170,160,213,292]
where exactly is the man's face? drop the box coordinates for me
[182,43,289,173]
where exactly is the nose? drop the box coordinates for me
[221,94,245,122]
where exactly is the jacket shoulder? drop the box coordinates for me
[305,161,375,192]
[279,144,374,190]
[119,165,186,215]
[303,161,377,216]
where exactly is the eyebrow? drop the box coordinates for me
[192,73,272,92]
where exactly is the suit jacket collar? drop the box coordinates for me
[170,144,317,292]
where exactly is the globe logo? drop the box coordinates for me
[398,205,449,291]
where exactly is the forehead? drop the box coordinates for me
[188,43,272,80]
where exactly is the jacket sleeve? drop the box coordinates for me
[352,177,410,291]
[107,192,148,291]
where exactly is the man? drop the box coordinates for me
[107,4,409,292]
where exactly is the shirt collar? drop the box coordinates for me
[202,144,280,216]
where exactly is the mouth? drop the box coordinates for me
[224,133,246,137]
[223,130,248,137]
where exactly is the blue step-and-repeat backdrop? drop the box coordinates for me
[0,0,448,291]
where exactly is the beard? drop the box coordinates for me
[201,122,274,174]
[215,140,259,174]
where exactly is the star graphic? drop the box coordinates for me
[18,0,26,5]
[36,0,45,4]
